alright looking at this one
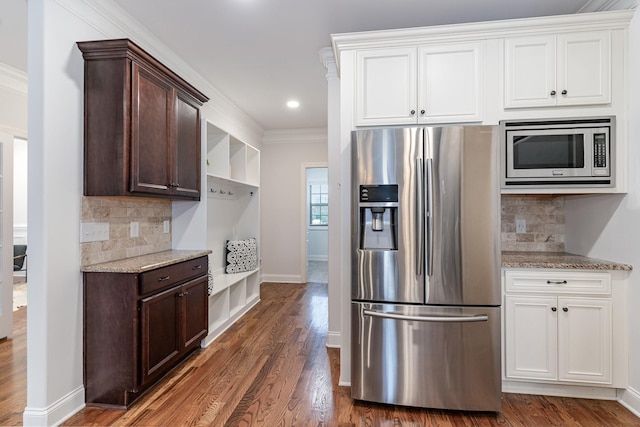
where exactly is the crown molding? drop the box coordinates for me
[0,62,27,95]
[57,0,263,140]
[262,128,328,145]
[331,9,635,73]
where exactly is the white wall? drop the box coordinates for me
[0,62,28,138]
[26,1,264,425]
[260,130,327,283]
[564,11,640,415]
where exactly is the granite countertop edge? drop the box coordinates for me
[502,251,633,271]
[81,249,212,273]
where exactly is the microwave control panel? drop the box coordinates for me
[594,133,607,168]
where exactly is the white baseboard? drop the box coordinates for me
[260,274,303,284]
[619,386,640,418]
[326,330,341,348]
[23,385,85,427]
[502,380,618,400]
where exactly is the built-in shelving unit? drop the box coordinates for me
[202,121,261,347]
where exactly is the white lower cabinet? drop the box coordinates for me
[505,295,611,384]
[503,269,626,391]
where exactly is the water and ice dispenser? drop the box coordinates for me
[359,185,398,250]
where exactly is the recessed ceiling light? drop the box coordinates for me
[287,100,300,109]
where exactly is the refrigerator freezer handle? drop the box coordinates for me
[363,309,488,323]
[426,158,434,276]
[416,158,424,276]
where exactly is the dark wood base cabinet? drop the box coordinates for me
[83,256,208,408]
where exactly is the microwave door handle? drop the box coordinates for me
[416,158,424,277]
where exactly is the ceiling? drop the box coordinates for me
[1,0,637,131]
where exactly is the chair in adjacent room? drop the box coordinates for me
[13,244,27,281]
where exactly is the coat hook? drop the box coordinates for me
[210,188,217,193]
[228,191,234,196]
[220,190,227,195]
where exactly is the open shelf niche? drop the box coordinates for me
[202,121,261,347]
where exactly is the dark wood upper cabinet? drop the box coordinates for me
[77,39,209,200]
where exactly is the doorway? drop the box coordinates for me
[13,137,27,310]
[305,167,328,283]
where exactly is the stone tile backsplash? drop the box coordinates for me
[501,195,565,252]
[81,196,172,266]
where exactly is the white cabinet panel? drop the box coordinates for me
[558,297,612,383]
[356,48,417,126]
[504,36,555,108]
[505,296,558,380]
[505,270,611,294]
[418,42,482,123]
[557,31,611,106]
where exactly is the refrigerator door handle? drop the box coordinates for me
[363,309,488,323]
[426,158,434,276]
[416,157,424,276]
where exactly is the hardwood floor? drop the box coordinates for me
[0,307,27,426]
[2,283,639,426]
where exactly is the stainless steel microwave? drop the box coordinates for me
[500,116,615,188]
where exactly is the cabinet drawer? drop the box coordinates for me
[504,269,610,295]
[140,256,208,295]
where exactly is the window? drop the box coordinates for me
[309,183,328,226]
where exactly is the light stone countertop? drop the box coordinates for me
[502,251,632,271]
[81,249,212,273]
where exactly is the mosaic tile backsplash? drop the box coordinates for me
[501,195,565,252]
[81,196,172,266]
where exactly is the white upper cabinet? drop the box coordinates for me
[418,42,482,123]
[355,42,482,126]
[356,48,417,126]
[505,31,611,108]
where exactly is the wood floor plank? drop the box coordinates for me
[2,284,640,426]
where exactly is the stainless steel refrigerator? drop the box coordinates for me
[351,126,502,411]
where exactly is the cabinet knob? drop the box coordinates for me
[561,90,567,95]
[546,280,567,285]
[420,109,425,115]
[562,307,569,312]
[193,265,203,270]
[551,307,557,312]
[158,276,171,282]
[550,90,556,96]
[410,110,416,115]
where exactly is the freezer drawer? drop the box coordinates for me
[351,302,501,411]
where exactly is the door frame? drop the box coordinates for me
[300,162,328,283]
[0,132,14,339]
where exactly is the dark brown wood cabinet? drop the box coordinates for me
[83,256,208,408]
[77,39,209,200]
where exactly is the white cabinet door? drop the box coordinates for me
[417,42,482,123]
[504,31,611,108]
[355,48,417,126]
[504,35,556,108]
[505,296,558,381]
[558,297,612,384]
[557,31,611,106]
